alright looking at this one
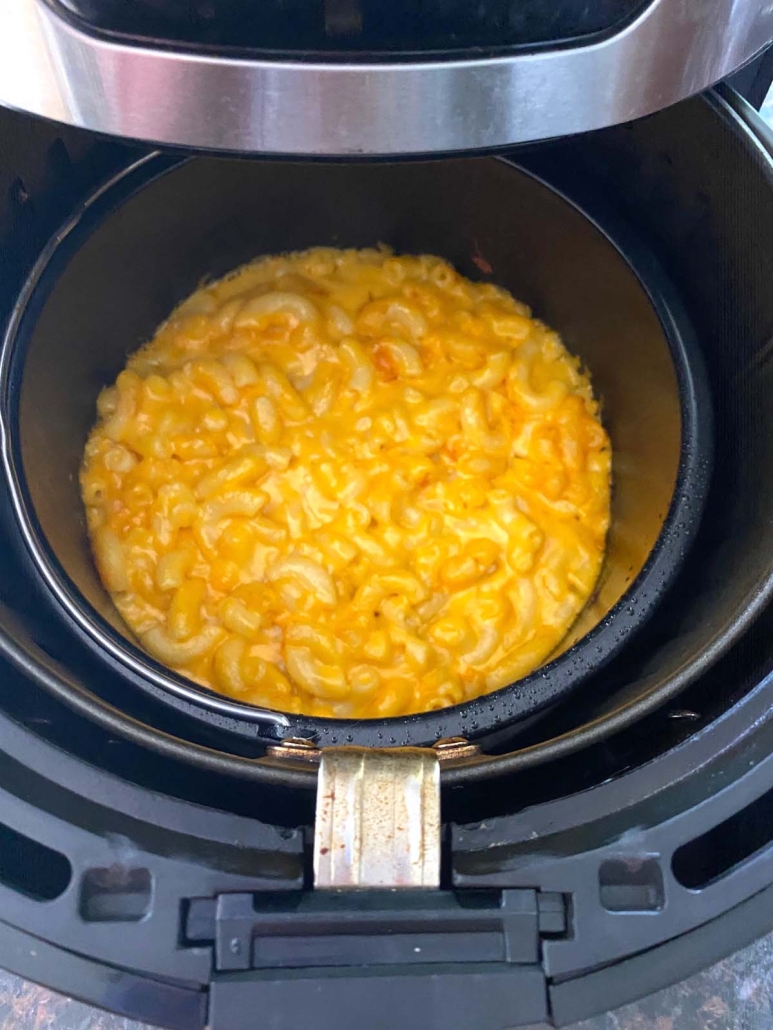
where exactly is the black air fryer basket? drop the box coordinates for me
[0,83,773,1030]
[0,150,711,753]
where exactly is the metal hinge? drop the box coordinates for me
[184,888,569,973]
[314,746,441,888]
[266,740,481,889]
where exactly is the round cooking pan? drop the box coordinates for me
[0,154,711,750]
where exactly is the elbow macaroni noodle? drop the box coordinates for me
[80,247,611,719]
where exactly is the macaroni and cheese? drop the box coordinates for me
[80,247,611,719]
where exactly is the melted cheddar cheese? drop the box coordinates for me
[80,247,611,718]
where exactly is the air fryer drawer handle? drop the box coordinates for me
[209,964,549,1030]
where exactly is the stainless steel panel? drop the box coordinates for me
[0,0,772,155]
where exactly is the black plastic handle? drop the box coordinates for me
[210,964,549,1030]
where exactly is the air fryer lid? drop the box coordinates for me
[2,0,773,154]
[0,154,710,749]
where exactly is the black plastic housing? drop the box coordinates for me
[0,86,771,1030]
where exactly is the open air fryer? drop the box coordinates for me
[2,3,773,1028]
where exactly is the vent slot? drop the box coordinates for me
[0,822,71,901]
[80,866,152,922]
[672,786,773,890]
[599,857,664,912]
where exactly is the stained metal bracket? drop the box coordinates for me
[313,747,441,889]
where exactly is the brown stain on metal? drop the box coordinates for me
[314,746,440,888]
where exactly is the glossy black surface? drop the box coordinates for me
[52,0,651,57]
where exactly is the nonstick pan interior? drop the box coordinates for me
[0,154,711,747]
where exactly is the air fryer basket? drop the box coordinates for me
[0,155,711,749]
[0,88,765,794]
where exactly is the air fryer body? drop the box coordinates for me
[0,88,771,1027]
[0,0,773,1026]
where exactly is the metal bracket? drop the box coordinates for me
[314,747,440,889]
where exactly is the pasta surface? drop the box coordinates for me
[80,247,611,718]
